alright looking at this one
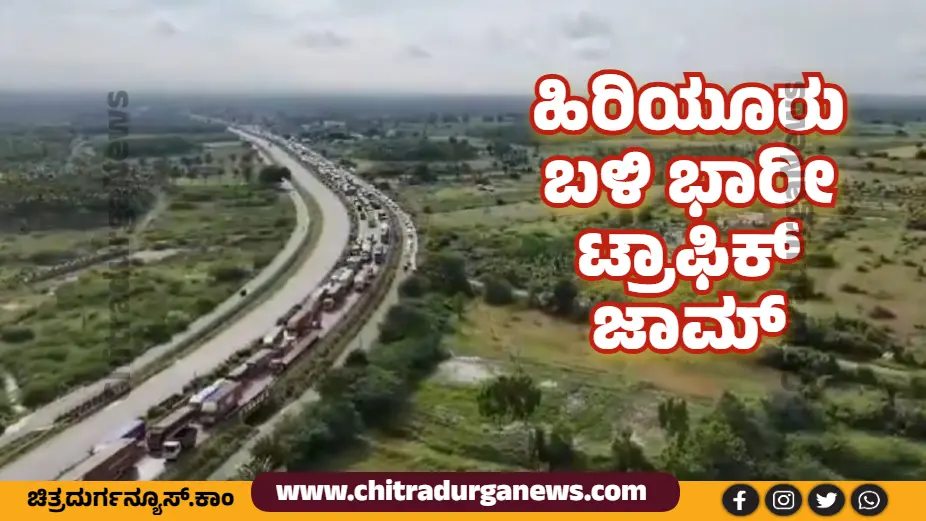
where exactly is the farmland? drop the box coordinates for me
[0,129,295,426]
[274,112,926,479]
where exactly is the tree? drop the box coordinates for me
[478,370,553,469]
[610,429,653,471]
[616,209,634,227]
[251,434,288,469]
[285,400,362,470]
[426,252,471,295]
[658,397,689,443]
[378,302,434,343]
[398,274,428,298]
[349,366,405,426]
[551,278,578,316]
[258,165,292,185]
[660,414,752,480]
[477,370,542,425]
[483,276,514,306]
[539,424,579,470]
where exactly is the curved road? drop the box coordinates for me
[0,134,351,480]
[0,146,298,446]
[210,145,420,479]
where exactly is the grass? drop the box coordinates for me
[799,219,926,338]
[453,302,783,396]
[130,180,324,385]
[302,119,926,474]
[0,181,295,410]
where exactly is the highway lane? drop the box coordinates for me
[0,149,289,446]
[208,245,415,479]
[0,135,351,480]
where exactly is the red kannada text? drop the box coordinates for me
[530,70,848,137]
[574,218,804,297]
[665,143,838,219]
[589,290,790,354]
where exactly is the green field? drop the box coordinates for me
[291,119,926,479]
[0,140,294,419]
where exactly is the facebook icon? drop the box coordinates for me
[735,490,747,510]
[723,484,759,516]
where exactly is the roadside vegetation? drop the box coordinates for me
[0,126,297,423]
[246,109,926,479]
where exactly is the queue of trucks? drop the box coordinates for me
[60,127,400,481]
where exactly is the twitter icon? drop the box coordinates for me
[809,484,845,516]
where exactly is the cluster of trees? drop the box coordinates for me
[235,253,472,477]
[474,368,926,479]
[257,165,292,185]
[0,134,66,162]
[355,139,478,162]
[465,123,537,146]
[0,162,159,233]
[95,135,199,158]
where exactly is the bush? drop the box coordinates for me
[210,265,249,283]
[483,276,515,306]
[0,327,35,343]
[868,306,897,320]
[398,275,428,298]
[838,283,864,294]
[805,252,837,268]
[258,165,292,185]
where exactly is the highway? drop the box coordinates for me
[0,134,351,480]
[209,146,420,480]
[0,146,295,446]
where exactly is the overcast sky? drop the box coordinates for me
[1,0,923,95]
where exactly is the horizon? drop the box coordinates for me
[2,1,922,95]
[0,89,924,102]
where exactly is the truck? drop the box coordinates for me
[360,240,372,262]
[353,269,370,292]
[189,379,224,409]
[113,418,146,442]
[200,380,244,425]
[288,290,325,333]
[379,222,390,243]
[276,303,303,326]
[163,426,198,461]
[227,362,250,382]
[373,245,385,265]
[261,326,285,347]
[246,348,276,372]
[322,282,349,311]
[237,378,275,419]
[60,438,144,481]
[146,405,198,452]
[270,332,319,373]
